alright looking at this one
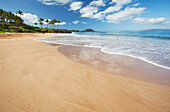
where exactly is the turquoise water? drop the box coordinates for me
[76,31,170,40]
[37,31,170,69]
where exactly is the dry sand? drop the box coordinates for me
[0,33,170,112]
[0,33,57,39]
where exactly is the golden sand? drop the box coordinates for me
[0,33,170,112]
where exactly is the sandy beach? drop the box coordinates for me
[0,33,170,112]
[58,45,170,86]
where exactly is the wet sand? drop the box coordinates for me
[58,45,170,86]
[0,34,170,112]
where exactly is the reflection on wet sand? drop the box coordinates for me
[58,45,170,86]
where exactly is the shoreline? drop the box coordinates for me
[0,33,170,111]
[101,49,170,70]
[57,44,170,86]
[101,50,170,70]
[38,37,170,70]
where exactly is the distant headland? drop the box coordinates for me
[82,28,96,32]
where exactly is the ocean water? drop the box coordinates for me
[36,31,170,69]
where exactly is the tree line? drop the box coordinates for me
[0,9,61,29]
[36,18,61,29]
[0,9,79,33]
[0,9,24,25]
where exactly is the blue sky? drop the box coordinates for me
[0,0,170,31]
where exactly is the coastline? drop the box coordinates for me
[101,49,170,70]
[0,33,170,112]
[58,45,170,86]
[101,50,170,70]
[40,33,170,70]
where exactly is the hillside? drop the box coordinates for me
[82,28,96,32]
[0,9,79,33]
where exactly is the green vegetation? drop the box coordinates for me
[0,9,80,33]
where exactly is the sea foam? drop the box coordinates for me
[36,32,170,70]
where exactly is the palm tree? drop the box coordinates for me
[34,22,38,26]
[39,18,44,22]
[0,9,4,22]
[40,22,43,28]
[17,10,23,18]
[39,18,44,28]
[57,20,60,29]
[0,9,23,24]
[45,19,49,28]
[52,19,57,29]
[14,15,23,25]
[49,20,54,29]
[8,11,14,23]
[53,19,57,23]
[0,9,3,15]
[3,11,9,22]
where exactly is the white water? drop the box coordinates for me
[36,32,170,70]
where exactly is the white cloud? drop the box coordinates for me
[41,2,57,5]
[36,0,170,26]
[73,20,79,24]
[133,17,170,25]
[89,0,105,7]
[69,1,83,10]
[79,0,106,19]
[102,5,122,14]
[73,21,87,24]
[55,22,66,25]
[80,6,98,18]
[37,0,145,24]
[79,0,145,22]
[82,22,87,24]
[37,0,72,5]
[103,0,132,14]
[133,3,140,6]
[106,7,146,23]
[92,0,132,20]
[93,12,105,19]
[16,12,67,26]
[16,13,39,24]
[110,0,132,5]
